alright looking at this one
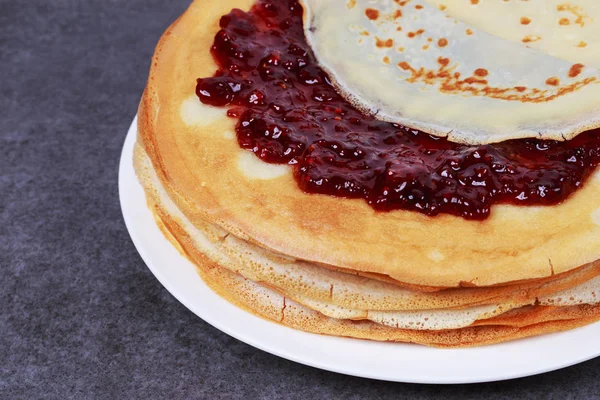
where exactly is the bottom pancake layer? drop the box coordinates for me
[155,207,600,347]
[135,140,600,347]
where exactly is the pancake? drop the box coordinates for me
[302,0,600,144]
[135,0,600,346]
[137,0,600,288]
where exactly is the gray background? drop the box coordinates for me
[2,1,599,398]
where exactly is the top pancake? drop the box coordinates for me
[138,0,600,287]
[302,0,600,145]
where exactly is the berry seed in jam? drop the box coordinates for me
[196,0,600,220]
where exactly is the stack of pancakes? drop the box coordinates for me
[134,0,600,347]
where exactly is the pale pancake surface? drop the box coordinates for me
[301,0,600,144]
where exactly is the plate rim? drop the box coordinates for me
[119,116,600,384]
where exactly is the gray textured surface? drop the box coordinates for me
[1,1,599,398]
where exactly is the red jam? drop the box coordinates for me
[196,0,600,219]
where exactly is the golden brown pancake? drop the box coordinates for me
[134,0,600,346]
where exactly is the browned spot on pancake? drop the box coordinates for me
[382,56,391,64]
[569,63,584,78]
[559,18,571,26]
[546,77,560,86]
[438,38,448,47]
[522,35,542,43]
[474,68,489,77]
[398,61,412,70]
[438,57,450,66]
[365,8,380,20]
[407,28,425,38]
[557,4,588,27]
[466,29,473,35]
[375,37,394,48]
[520,17,532,25]
[577,41,588,48]
[464,77,488,85]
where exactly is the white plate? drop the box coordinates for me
[119,116,600,384]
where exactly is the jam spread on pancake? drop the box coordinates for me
[195,0,600,220]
